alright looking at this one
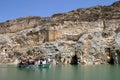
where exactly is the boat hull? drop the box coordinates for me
[39,64,50,68]
[18,64,50,69]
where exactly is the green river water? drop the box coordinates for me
[0,64,120,80]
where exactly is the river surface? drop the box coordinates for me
[0,64,120,80]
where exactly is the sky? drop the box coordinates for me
[0,0,118,22]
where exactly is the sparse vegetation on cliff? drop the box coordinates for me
[0,1,120,64]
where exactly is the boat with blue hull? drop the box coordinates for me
[18,57,51,69]
[18,63,50,69]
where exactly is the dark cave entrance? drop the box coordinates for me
[108,57,114,64]
[71,54,78,64]
[106,48,120,64]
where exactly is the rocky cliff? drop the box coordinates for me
[0,1,120,64]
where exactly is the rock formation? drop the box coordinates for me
[0,1,120,64]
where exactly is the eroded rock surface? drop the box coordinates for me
[0,1,120,64]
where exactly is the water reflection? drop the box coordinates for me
[0,64,120,80]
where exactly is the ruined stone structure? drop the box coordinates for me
[0,1,120,64]
[45,27,62,42]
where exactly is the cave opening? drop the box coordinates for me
[71,54,78,65]
[108,57,114,64]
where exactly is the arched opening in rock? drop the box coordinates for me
[106,49,120,64]
[71,54,78,64]
[108,57,114,64]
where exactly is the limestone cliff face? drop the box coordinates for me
[0,1,120,64]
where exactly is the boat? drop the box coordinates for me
[39,63,50,68]
[18,57,51,69]
[17,61,50,69]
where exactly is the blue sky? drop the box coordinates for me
[0,0,118,22]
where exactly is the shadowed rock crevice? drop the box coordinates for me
[71,54,78,64]
[0,1,120,64]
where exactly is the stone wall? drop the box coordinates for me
[0,1,120,64]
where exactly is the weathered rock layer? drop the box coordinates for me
[0,1,120,64]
